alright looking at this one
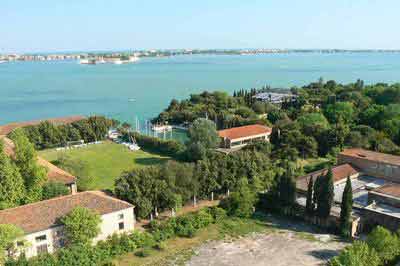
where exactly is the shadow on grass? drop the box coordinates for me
[134,157,169,166]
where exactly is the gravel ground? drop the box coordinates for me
[186,230,346,266]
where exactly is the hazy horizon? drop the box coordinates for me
[2,0,400,53]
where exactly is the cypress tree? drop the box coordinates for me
[305,175,314,216]
[316,166,334,219]
[278,168,296,207]
[339,176,353,237]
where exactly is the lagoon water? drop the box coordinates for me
[1,53,400,125]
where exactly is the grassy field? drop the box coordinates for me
[38,141,170,190]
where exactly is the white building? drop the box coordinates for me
[0,191,135,258]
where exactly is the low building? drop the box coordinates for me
[0,191,135,258]
[338,148,400,182]
[297,149,400,235]
[218,124,272,149]
[253,92,297,104]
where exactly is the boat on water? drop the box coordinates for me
[0,60,7,64]
[152,124,173,132]
[79,58,96,65]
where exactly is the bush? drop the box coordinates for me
[129,231,156,248]
[366,226,400,265]
[207,207,227,223]
[330,241,381,266]
[42,181,69,200]
[155,241,167,251]
[135,248,151,258]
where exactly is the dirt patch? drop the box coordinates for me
[186,230,346,266]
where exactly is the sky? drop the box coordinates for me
[1,0,399,53]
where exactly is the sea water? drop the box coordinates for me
[1,52,400,126]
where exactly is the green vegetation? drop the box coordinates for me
[339,176,353,237]
[330,226,400,266]
[39,142,169,190]
[42,181,70,200]
[61,207,102,246]
[19,116,118,150]
[0,224,24,263]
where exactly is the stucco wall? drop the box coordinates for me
[17,207,135,259]
[338,154,400,182]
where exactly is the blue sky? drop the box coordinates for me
[1,0,399,53]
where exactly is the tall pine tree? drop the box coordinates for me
[316,166,334,219]
[0,140,25,209]
[305,175,315,216]
[339,176,353,237]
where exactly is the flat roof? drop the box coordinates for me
[340,148,400,166]
[0,115,85,135]
[372,183,400,198]
[218,124,272,140]
[0,191,133,234]
[365,203,400,219]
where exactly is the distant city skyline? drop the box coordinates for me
[1,0,400,53]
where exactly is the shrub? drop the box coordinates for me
[42,181,69,200]
[155,241,167,251]
[207,207,227,223]
[366,226,400,265]
[330,241,380,266]
[192,209,213,229]
[135,248,151,258]
[129,231,156,248]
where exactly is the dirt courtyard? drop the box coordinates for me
[186,230,346,266]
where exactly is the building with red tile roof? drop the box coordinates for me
[0,191,135,258]
[218,124,272,149]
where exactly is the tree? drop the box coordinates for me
[10,129,47,203]
[366,226,400,265]
[316,167,334,219]
[305,176,315,216]
[61,207,101,245]
[0,141,25,209]
[219,178,257,218]
[339,176,353,237]
[330,241,381,266]
[0,224,24,262]
[187,118,219,149]
[42,181,69,200]
[323,102,355,125]
[278,168,296,208]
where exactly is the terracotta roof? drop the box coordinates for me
[296,164,360,192]
[0,115,85,135]
[218,125,272,140]
[372,183,400,198]
[340,148,400,166]
[0,191,133,234]
[1,136,76,185]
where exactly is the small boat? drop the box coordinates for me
[0,60,6,64]
[152,124,173,132]
[79,58,96,64]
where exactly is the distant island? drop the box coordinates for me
[1,48,400,63]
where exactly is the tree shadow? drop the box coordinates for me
[134,157,169,166]
[308,249,340,261]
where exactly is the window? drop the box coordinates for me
[35,235,47,242]
[36,244,48,254]
[118,222,125,230]
[118,213,124,220]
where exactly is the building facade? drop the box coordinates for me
[0,191,135,258]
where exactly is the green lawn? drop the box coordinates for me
[38,141,170,190]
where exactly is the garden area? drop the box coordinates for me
[38,141,169,190]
